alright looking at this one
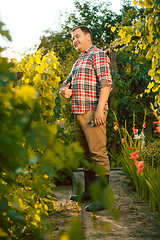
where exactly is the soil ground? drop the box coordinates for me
[49,170,160,240]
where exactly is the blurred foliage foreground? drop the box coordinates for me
[0,23,85,239]
[0,22,117,239]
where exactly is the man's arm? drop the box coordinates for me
[93,51,112,125]
[94,86,111,126]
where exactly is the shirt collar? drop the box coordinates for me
[85,45,95,53]
[79,45,95,57]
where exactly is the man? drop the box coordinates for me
[60,25,112,211]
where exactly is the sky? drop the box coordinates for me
[0,0,122,60]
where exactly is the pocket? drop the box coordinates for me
[85,108,96,127]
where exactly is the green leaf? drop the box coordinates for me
[152,84,160,92]
[7,210,24,222]
[0,21,12,41]
[148,68,155,76]
[0,228,8,237]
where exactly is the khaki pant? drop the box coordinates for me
[74,108,110,175]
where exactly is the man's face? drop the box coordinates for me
[71,28,91,53]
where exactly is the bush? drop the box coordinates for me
[140,140,160,168]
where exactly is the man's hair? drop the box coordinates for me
[70,25,93,41]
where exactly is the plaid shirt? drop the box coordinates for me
[62,46,112,114]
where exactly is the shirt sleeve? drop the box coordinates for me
[93,51,113,89]
[60,72,72,89]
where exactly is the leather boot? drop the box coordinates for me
[70,171,95,202]
[85,175,109,211]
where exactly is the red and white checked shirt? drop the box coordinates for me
[62,46,112,114]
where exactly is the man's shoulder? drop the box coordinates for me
[90,46,103,53]
[89,46,107,58]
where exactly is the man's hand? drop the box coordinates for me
[94,108,105,126]
[61,83,72,98]
[94,86,110,125]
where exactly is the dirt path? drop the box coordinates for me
[50,170,160,240]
